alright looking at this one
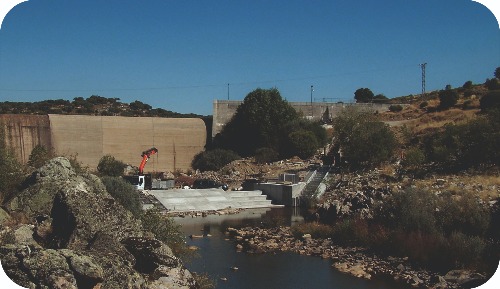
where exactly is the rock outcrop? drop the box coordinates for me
[1,157,197,289]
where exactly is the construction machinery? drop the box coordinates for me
[124,147,158,191]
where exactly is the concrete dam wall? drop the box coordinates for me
[1,114,206,172]
[212,100,397,137]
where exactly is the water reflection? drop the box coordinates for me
[176,208,399,289]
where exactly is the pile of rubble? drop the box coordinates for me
[316,169,395,222]
[190,157,314,190]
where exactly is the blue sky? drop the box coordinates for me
[0,0,499,115]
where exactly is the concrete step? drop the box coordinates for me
[148,189,275,212]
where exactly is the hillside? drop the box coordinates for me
[0,95,208,119]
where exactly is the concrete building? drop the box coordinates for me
[1,114,206,172]
[212,100,397,137]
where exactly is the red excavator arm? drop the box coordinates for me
[138,147,158,175]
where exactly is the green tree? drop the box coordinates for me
[373,94,388,103]
[191,149,240,172]
[97,155,126,177]
[215,88,299,157]
[484,78,500,90]
[354,88,374,103]
[480,90,500,111]
[494,66,500,79]
[255,147,279,164]
[438,86,459,110]
[462,80,473,89]
[287,130,319,159]
[333,107,397,168]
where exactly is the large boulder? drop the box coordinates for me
[6,157,107,217]
[49,184,143,250]
[1,157,197,289]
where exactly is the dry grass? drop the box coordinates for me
[412,174,500,201]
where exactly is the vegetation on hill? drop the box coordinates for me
[0,94,207,118]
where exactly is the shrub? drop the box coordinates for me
[332,218,370,246]
[381,189,438,234]
[101,176,142,217]
[191,149,240,172]
[436,192,490,237]
[290,222,334,239]
[462,99,473,110]
[392,230,447,267]
[438,88,459,110]
[480,90,500,111]
[389,104,403,112]
[401,147,425,169]
[97,155,126,176]
[254,147,279,164]
[447,231,486,267]
[140,208,194,261]
[0,128,24,204]
[419,101,428,109]
[484,78,500,90]
[463,80,473,89]
[27,145,53,169]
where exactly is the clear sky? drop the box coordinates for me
[0,0,499,116]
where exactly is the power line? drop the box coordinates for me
[0,64,417,93]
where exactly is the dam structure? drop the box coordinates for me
[0,114,206,172]
[212,100,398,137]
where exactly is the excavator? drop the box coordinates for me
[124,147,158,191]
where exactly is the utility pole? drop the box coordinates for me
[310,85,314,118]
[420,63,427,98]
[227,83,230,100]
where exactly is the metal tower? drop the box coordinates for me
[420,63,427,97]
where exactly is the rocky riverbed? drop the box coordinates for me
[225,226,488,289]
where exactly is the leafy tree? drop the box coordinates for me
[255,147,279,164]
[494,66,500,79]
[101,176,142,217]
[287,130,319,159]
[333,107,397,168]
[215,88,299,157]
[462,80,473,89]
[484,78,500,90]
[97,155,126,177]
[191,149,240,172]
[130,100,152,111]
[354,88,374,103]
[27,144,53,169]
[87,95,110,105]
[373,94,388,103]
[438,86,458,110]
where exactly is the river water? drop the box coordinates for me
[176,208,401,289]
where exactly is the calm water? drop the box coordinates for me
[176,208,401,289]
